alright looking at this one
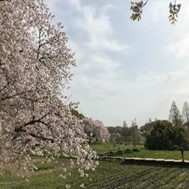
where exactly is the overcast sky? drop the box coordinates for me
[45,0,189,127]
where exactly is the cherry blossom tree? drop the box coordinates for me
[0,0,97,175]
[83,118,110,143]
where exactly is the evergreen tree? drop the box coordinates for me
[123,120,127,128]
[130,119,140,147]
[148,118,152,123]
[182,102,189,124]
[169,101,182,126]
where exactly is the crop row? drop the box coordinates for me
[63,161,189,189]
[76,162,189,189]
[1,160,189,188]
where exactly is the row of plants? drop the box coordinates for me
[2,160,189,189]
[90,141,143,153]
[98,148,140,156]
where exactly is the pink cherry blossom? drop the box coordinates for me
[0,0,97,175]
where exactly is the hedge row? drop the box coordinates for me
[98,148,140,156]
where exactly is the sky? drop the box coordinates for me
[44,0,189,127]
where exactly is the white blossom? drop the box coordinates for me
[83,118,110,143]
[0,0,96,175]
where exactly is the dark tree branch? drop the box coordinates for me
[29,133,54,143]
[0,83,8,93]
[0,89,34,102]
[143,0,149,7]
[14,112,51,132]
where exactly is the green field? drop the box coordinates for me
[1,142,189,188]
[1,160,189,189]
[91,142,189,160]
[90,142,144,153]
[115,150,189,160]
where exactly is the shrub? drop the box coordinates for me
[145,120,189,150]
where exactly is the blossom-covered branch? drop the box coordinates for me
[0,0,97,176]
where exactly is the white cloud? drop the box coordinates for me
[147,1,168,21]
[45,0,189,126]
[163,1,189,58]
[67,0,128,52]
[166,35,189,58]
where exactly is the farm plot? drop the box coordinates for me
[1,160,189,189]
[80,162,189,189]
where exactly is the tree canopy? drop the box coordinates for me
[145,120,189,150]
[83,118,110,143]
[0,0,97,175]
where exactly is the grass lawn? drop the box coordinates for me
[115,150,189,160]
[91,142,189,160]
[90,141,144,153]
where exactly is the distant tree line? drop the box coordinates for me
[108,101,189,151]
[108,119,141,147]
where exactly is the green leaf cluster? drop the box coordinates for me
[130,1,144,21]
[130,1,182,24]
[70,108,85,119]
[168,2,181,24]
